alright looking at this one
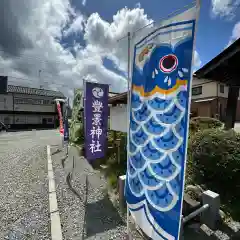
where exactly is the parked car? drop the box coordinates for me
[0,121,8,132]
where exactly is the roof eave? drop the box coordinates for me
[195,38,240,79]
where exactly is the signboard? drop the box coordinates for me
[125,5,199,240]
[56,100,64,135]
[84,82,109,161]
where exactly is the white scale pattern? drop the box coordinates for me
[128,88,187,214]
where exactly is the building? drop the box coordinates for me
[108,77,237,132]
[191,77,225,120]
[194,37,240,129]
[0,76,65,129]
[192,76,240,121]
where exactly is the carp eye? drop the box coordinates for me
[159,54,178,73]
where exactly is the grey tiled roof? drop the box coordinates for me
[7,85,65,98]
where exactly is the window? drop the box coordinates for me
[220,84,224,94]
[14,98,52,105]
[47,118,53,123]
[4,117,10,124]
[15,98,26,104]
[43,100,51,105]
[192,86,202,96]
[33,99,43,105]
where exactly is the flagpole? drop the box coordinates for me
[178,0,201,238]
[126,31,132,240]
[83,79,86,158]
[66,97,69,156]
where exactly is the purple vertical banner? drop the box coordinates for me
[84,82,109,162]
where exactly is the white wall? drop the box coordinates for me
[110,105,128,132]
[191,81,217,100]
[13,94,56,112]
[0,94,13,111]
[192,78,240,100]
[192,77,211,86]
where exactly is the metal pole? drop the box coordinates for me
[177,0,201,237]
[66,97,69,156]
[127,206,131,239]
[127,32,131,91]
[126,31,132,240]
[82,79,86,157]
[183,204,209,224]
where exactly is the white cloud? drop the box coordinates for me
[82,0,87,6]
[194,50,202,68]
[211,0,240,19]
[0,0,130,102]
[84,8,201,73]
[0,1,201,103]
[84,8,152,72]
[227,21,240,46]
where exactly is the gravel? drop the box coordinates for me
[51,145,145,240]
[0,130,61,240]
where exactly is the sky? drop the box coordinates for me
[0,0,239,101]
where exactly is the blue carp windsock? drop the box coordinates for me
[125,6,198,240]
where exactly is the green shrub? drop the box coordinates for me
[69,121,84,144]
[75,124,84,144]
[188,128,240,205]
[189,117,223,133]
[104,131,127,188]
[108,173,118,189]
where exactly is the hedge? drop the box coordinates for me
[188,128,240,218]
[189,117,223,133]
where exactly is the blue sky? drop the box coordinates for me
[2,0,240,96]
[69,0,240,70]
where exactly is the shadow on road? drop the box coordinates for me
[84,195,125,238]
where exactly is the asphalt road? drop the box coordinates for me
[0,130,62,240]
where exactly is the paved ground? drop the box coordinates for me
[0,130,61,240]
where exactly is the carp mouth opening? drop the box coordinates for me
[159,54,178,73]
